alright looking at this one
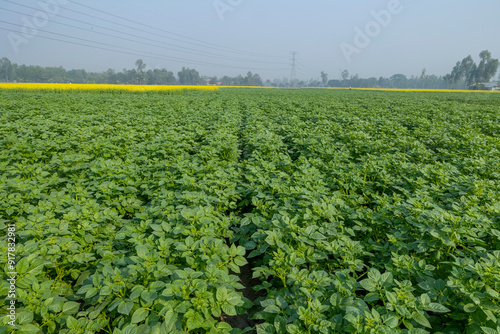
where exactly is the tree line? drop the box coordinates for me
[443,50,499,89]
[0,58,263,86]
[325,50,499,90]
[0,50,498,89]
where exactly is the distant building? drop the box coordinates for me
[469,82,500,91]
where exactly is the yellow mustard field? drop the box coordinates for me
[314,87,500,93]
[0,83,219,92]
[1,83,497,93]
[219,86,278,89]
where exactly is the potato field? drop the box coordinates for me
[1,88,500,334]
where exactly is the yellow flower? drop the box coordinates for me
[0,83,218,92]
[219,86,278,89]
[309,87,500,93]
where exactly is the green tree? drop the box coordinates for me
[341,69,349,81]
[245,71,254,86]
[66,69,87,83]
[378,77,389,88]
[0,57,13,82]
[145,69,156,85]
[253,73,263,86]
[46,66,66,83]
[242,72,263,86]
[460,55,476,87]
[420,68,428,89]
[178,67,202,85]
[450,62,463,89]
[135,59,146,84]
[122,68,137,84]
[234,75,244,86]
[106,68,117,84]
[447,55,476,88]
[158,69,176,85]
[474,50,499,83]
[320,71,328,86]
[390,74,407,88]
[350,73,360,87]
[443,74,452,89]
[220,76,232,86]
[135,59,146,73]
[367,77,377,88]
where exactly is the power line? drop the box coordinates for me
[4,1,285,64]
[297,61,317,72]
[0,26,169,64]
[65,0,287,59]
[3,0,285,61]
[0,20,192,63]
[0,6,285,66]
[0,23,288,71]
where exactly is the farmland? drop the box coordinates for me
[0,88,500,333]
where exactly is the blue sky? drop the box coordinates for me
[1,0,499,81]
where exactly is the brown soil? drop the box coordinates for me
[224,260,266,333]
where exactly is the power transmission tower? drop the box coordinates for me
[290,51,297,87]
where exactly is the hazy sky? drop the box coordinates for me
[1,0,499,81]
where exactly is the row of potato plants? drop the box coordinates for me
[0,92,251,333]
[231,90,500,333]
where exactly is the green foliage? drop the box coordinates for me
[1,89,500,333]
